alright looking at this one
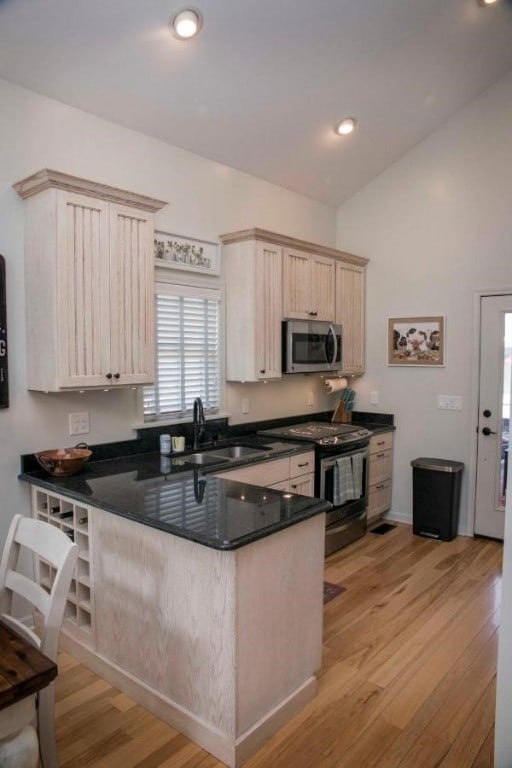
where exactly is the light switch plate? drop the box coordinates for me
[438,395,462,411]
[241,398,249,415]
[370,390,379,405]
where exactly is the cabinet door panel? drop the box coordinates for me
[369,449,393,486]
[336,263,365,375]
[255,243,282,379]
[289,473,315,498]
[311,256,335,321]
[368,480,392,521]
[58,193,110,387]
[268,480,290,492]
[283,249,312,319]
[110,205,155,385]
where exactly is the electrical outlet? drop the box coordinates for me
[69,411,90,435]
[370,390,379,405]
[438,395,462,411]
[241,398,249,415]
[307,391,315,407]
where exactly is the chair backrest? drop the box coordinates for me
[0,514,78,660]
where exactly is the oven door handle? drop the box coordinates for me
[321,448,368,469]
[326,510,366,535]
[326,324,338,367]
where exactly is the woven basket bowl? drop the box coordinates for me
[35,447,92,477]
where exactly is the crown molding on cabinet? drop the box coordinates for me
[219,228,369,267]
[13,169,168,213]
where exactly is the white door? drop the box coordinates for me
[474,294,512,539]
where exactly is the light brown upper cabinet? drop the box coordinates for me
[14,170,167,391]
[221,228,368,381]
[335,261,366,375]
[221,236,283,382]
[282,249,335,322]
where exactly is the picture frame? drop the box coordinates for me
[388,316,445,366]
[154,231,220,276]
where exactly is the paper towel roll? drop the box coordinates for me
[324,377,348,393]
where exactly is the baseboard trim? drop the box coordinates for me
[60,632,317,768]
[234,677,317,765]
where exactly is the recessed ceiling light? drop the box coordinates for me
[477,0,499,5]
[170,8,203,39]
[335,118,356,136]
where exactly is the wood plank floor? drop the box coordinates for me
[52,523,502,767]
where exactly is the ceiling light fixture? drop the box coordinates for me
[170,8,203,39]
[477,0,499,5]
[335,118,356,136]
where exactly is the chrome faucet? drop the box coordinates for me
[192,397,206,450]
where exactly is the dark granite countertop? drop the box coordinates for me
[19,441,329,551]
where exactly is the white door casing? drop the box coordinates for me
[474,294,512,539]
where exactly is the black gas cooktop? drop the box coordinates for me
[258,421,372,447]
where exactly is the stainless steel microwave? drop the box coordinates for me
[282,320,342,374]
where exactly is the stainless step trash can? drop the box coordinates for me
[411,458,464,541]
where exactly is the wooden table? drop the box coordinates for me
[0,618,57,766]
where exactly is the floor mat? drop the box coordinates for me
[370,522,397,535]
[323,581,346,604]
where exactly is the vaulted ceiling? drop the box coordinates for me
[1,0,511,205]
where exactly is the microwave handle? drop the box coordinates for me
[327,324,338,366]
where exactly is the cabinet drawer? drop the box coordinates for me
[215,457,290,486]
[368,480,392,521]
[289,451,315,478]
[369,432,393,454]
[369,449,393,486]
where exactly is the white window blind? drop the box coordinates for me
[144,283,220,420]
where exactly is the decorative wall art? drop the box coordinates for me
[0,255,8,407]
[154,231,220,275]
[388,316,445,366]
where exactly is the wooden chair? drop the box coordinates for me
[0,513,78,767]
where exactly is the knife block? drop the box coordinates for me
[331,401,352,423]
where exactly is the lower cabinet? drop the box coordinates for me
[368,432,394,522]
[216,451,316,497]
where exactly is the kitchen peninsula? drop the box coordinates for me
[20,445,330,768]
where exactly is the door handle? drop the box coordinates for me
[326,324,338,367]
[481,427,497,436]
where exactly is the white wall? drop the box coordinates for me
[0,77,335,545]
[336,70,512,534]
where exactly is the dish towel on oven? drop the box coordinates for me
[352,452,364,499]
[333,457,356,505]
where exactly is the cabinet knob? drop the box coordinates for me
[291,484,297,489]
[105,372,113,380]
[308,311,318,317]
[113,373,121,380]
[260,369,266,374]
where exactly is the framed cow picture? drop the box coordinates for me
[388,316,445,367]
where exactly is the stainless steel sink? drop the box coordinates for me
[184,453,227,466]
[210,445,268,460]
[183,444,270,466]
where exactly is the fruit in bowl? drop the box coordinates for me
[35,446,92,477]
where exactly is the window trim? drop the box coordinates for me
[140,276,224,425]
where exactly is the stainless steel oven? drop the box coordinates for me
[258,421,371,555]
[318,442,369,556]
